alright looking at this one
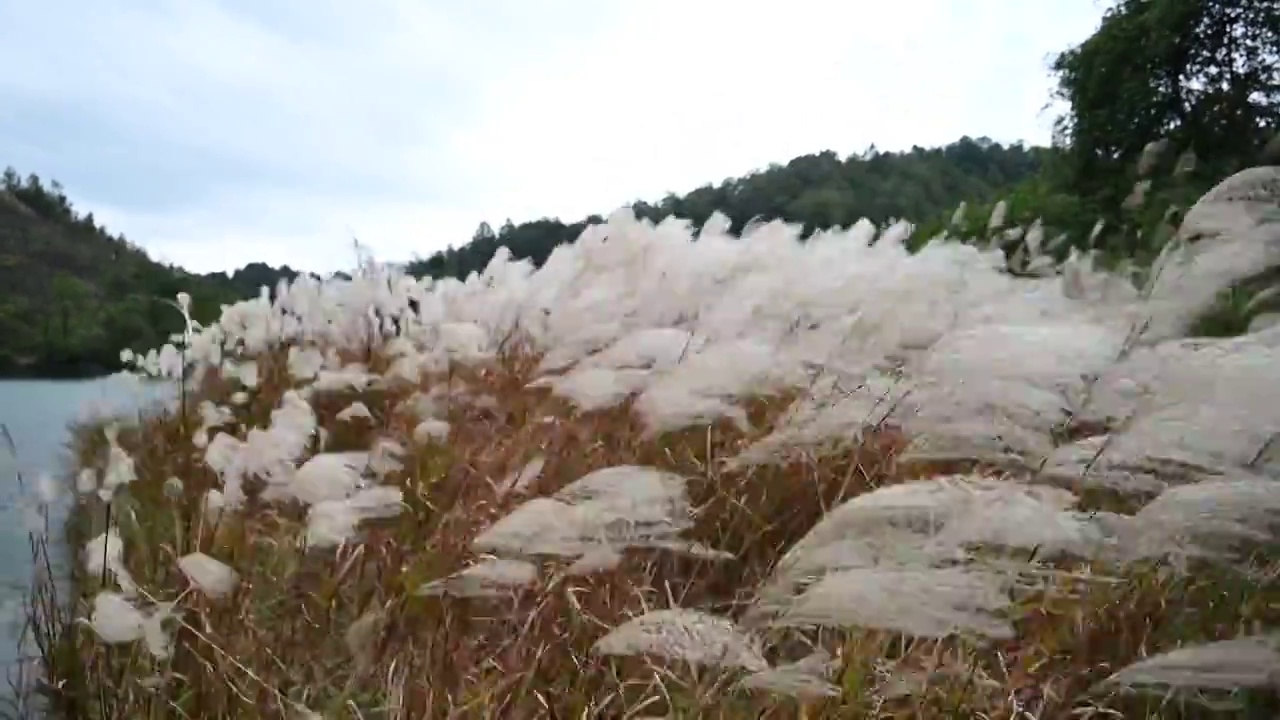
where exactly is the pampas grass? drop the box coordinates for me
[6,164,1280,718]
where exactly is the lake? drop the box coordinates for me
[0,375,172,685]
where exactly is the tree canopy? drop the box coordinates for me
[1051,0,1279,210]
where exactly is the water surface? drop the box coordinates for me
[0,376,172,677]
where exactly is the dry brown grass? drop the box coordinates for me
[20,346,1280,719]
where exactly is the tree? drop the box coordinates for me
[1051,0,1280,209]
[50,272,91,343]
[472,222,496,244]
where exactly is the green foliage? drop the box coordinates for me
[1050,0,1280,213]
[0,170,303,378]
[1043,0,1279,330]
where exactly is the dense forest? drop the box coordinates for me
[0,0,1276,378]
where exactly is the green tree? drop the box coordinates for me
[1051,0,1280,211]
[50,272,91,344]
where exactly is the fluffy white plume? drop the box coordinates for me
[177,552,240,599]
[100,423,137,500]
[1100,634,1280,691]
[737,649,841,699]
[336,401,373,422]
[746,475,1104,624]
[83,529,136,595]
[1117,476,1280,565]
[472,465,695,558]
[306,485,405,548]
[412,418,451,445]
[415,558,539,598]
[269,451,370,505]
[86,591,175,659]
[496,455,545,497]
[592,609,768,672]
[768,565,1018,640]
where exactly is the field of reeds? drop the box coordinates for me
[8,163,1280,719]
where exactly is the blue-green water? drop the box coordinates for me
[0,376,172,684]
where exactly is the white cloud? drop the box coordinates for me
[0,0,1103,274]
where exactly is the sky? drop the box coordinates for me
[0,0,1107,275]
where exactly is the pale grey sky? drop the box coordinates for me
[0,1,1106,274]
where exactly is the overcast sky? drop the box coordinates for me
[0,0,1106,275]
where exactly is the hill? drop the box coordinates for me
[407,137,1049,279]
[0,170,304,378]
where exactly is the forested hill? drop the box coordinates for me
[0,170,304,378]
[406,137,1049,279]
